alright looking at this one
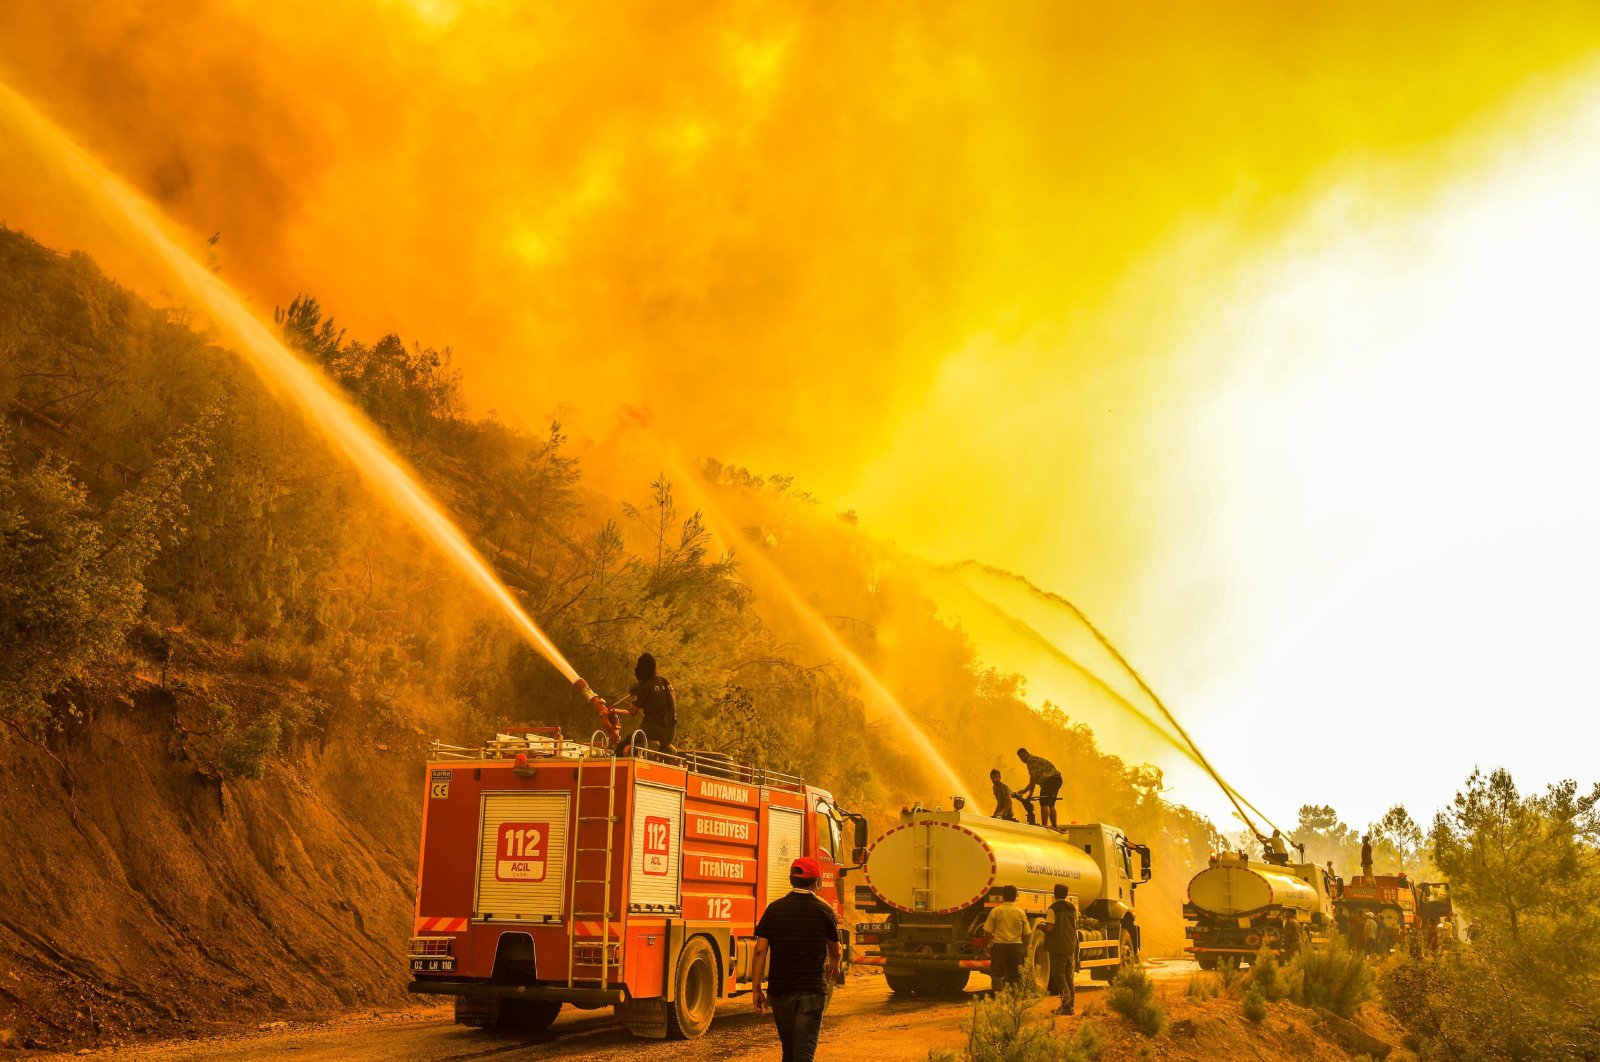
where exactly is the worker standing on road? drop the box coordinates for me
[1362,911,1381,956]
[983,885,1029,993]
[1014,748,1064,829]
[614,653,677,755]
[1280,915,1302,959]
[1360,834,1373,878]
[1042,883,1077,1015]
[752,856,842,1062]
[990,769,1020,821]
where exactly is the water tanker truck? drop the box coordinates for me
[1183,851,1336,967]
[1334,873,1443,954]
[852,804,1152,994]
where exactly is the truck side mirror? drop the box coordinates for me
[854,818,869,851]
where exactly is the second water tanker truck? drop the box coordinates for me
[852,803,1152,994]
[1183,851,1336,967]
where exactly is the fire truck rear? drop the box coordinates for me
[406,727,866,1038]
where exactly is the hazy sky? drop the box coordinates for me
[2,1,1598,833]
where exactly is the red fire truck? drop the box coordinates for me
[406,727,867,1038]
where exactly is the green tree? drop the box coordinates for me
[1371,804,1428,877]
[0,422,205,730]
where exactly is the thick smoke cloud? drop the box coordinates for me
[5,0,1595,498]
[6,0,1600,826]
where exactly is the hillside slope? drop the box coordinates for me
[0,673,421,1051]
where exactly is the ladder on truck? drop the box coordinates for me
[568,736,622,989]
[912,820,935,912]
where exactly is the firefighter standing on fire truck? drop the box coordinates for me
[613,652,677,753]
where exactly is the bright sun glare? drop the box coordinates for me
[922,71,1600,830]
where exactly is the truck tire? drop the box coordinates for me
[885,968,920,995]
[495,999,562,1033]
[1114,927,1137,977]
[1026,930,1051,993]
[665,937,718,1039]
[1197,954,1219,971]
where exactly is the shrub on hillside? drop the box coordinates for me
[1242,985,1268,1023]
[1185,973,1220,1000]
[1106,965,1167,1037]
[215,706,283,780]
[1247,948,1286,1001]
[1286,938,1373,1017]
[928,985,1103,1062]
[1380,942,1599,1061]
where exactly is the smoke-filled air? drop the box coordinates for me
[3,3,1599,1059]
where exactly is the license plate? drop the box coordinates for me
[410,957,456,973]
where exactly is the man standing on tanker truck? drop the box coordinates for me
[752,856,842,1062]
[1014,748,1064,828]
[613,652,677,754]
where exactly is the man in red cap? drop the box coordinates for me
[751,855,841,1062]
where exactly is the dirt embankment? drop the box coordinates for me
[0,679,424,1053]
[80,961,1414,1061]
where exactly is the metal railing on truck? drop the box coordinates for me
[426,727,807,792]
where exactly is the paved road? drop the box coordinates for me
[104,959,1198,1061]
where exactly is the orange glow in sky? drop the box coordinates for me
[3,3,1599,827]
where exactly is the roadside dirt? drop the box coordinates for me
[0,677,421,1053]
[69,957,1410,1061]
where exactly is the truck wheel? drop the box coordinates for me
[1197,955,1219,971]
[1114,927,1137,976]
[665,937,717,1039]
[885,968,920,995]
[1026,930,1051,993]
[495,999,562,1033]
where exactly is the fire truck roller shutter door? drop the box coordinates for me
[766,807,805,904]
[477,792,569,922]
[631,783,684,911]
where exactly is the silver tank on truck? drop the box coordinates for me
[852,805,1151,996]
[1183,851,1335,968]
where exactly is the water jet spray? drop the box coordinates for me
[937,560,1288,838]
[0,80,621,744]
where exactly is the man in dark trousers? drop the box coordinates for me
[1360,833,1374,878]
[614,652,677,754]
[1042,883,1077,1014]
[752,856,841,1062]
[1014,748,1064,828]
[983,885,1029,992]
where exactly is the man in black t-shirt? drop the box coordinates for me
[1042,884,1077,1015]
[753,856,841,1062]
[614,652,677,754]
